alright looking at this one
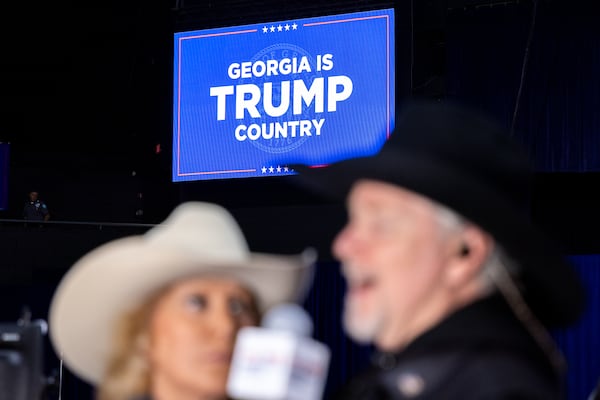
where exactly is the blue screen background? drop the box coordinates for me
[173,8,395,181]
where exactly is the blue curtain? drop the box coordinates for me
[552,255,600,400]
[446,1,600,172]
[445,7,600,396]
[303,260,373,397]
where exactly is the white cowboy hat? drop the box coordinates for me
[48,201,316,385]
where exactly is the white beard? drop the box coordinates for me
[342,294,383,345]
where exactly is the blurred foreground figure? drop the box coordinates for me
[48,201,315,400]
[293,100,586,399]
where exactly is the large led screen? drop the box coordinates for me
[173,8,395,181]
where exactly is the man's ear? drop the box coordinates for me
[444,225,493,289]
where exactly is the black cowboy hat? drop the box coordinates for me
[291,99,585,328]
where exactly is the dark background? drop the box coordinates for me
[2,0,599,253]
[1,0,600,399]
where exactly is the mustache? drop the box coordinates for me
[340,263,371,283]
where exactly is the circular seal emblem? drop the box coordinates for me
[238,43,323,154]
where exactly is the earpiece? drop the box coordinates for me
[459,243,470,257]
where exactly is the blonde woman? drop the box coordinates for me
[49,202,315,400]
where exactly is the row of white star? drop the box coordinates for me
[261,166,294,173]
[262,23,298,33]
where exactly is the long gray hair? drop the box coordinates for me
[432,201,565,374]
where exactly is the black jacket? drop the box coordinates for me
[330,295,563,400]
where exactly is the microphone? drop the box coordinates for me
[227,303,330,400]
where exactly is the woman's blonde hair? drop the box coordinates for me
[96,292,160,400]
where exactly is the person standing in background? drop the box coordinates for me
[23,190,50,221]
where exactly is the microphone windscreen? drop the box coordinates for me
[262,303,313,337]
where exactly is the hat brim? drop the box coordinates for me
[291,149,586,328]
[49,236,315,385]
